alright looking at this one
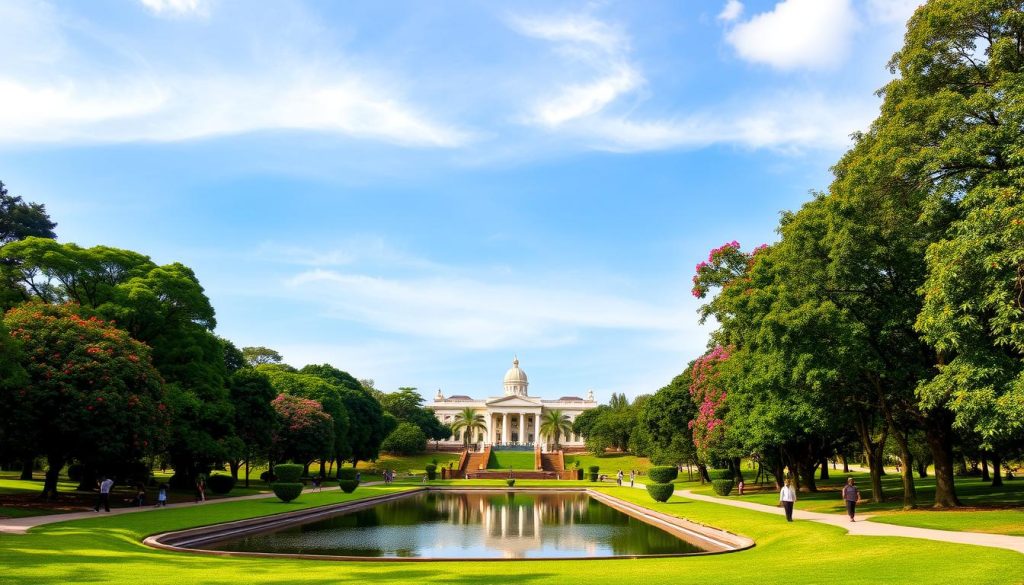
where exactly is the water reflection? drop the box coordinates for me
[211,491,704,559]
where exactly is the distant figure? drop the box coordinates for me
[738,480,745,495]
[156,483,168,507]
[355,471,361,482]
[616,470,623,486]
[779,479,797,522]
[130,483,146,507]
[841,477,862,522]
[629,470,635,487]
[312,475,322,492]
[194,476,206,503]
[94,477,114,512]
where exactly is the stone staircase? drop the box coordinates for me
[540,450,564,472]
[458,445,491,478]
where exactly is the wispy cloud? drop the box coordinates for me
[139,0,210,18]
[718,0,744,22]
[509,13,643,127]
[725,0,858,70]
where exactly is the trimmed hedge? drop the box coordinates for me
[425,464,437,480]
[271,483,303,502]
[206,474,235,495]
[338,479,359,493]
[647,466,679,484]
[710,469,734,481]
[506,479,516,487]
[646,483,674,502]
[273,464,303,483]
[337,467,357,481]
[588,473,598,482]
[588,465,600,473]
[712,479,735,496]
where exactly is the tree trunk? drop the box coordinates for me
[924,415,960,508]
[732,457,744,482]
[244,456,250,488]
[696,463,710,484]
[854,411,887,503]
[229,460,240,481]
[980,455,990,482]
[916,459,928,478]
[41,454,63,501]
[20,457,34,480]
[881,400,917,509]
[819,456,830,480]
[842,455,850,473]
[991,452,1003,487]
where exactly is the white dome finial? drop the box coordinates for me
[503,355,528,396]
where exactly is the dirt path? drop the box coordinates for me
[672,487,1024,555]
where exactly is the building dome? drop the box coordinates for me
[503,356,529,396]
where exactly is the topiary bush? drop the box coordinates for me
[647,466,679,484]
[272,482,303,502]
[273,464,303,483]
[710,469,734,481]
[338,479,358,493]
[380,422,427,455]
[206,474,236,495]
[425,463,437,480]
[506,479,515,487]
[588,465,600,473]
[712,479,735,496]
[646,483,674,502]
[337,467,358,481]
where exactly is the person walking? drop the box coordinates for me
[842,477,862,522]
[629,470,635,487]
[194,476,206,503]
[156,483,168,507]
[94,476,114,512]
[616,470,623,486]
[779,478,797,522]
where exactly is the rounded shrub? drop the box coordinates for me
[647,466,679,484]
[425,463,437,480]
[273,464,303,483]
[710,469,734,481]
[588,465,600,473]
[271,483,303,502]
[506,479,516,487]
[337,467,358,481]
[206,474,236,495]
[338,479,359,493]
[646,483,674,502]
[712,479,735,496]
[381,422,427,455]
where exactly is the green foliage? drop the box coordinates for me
[451,407,486,448]
[206,474,235,495]
[228,368,277,464]
[588,465,599,473]
[646,483,674,502]
[381,422,427,455]
[647,466,679,484]
[424,463,437,480]
[272,464,303,483]
[270,395,334,465]
[241,346,282,367]
[271,482,303,502]
[506,479,515,487]
[539,409,573,448]
[0,182,57,247]
[338,479,358,493]
[710,469,734,481]
[337,467,357,480]
[711,479,734,496]
[260,366,350,463]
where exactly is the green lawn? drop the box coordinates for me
[564,452,653,474]
[2,481,1021,584]
[488,451,536,469]
[354,451,461,480]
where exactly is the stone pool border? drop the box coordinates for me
[143,487,754,562]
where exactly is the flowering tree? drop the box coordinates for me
[270,393,334,467]
[1,302,167,499]
[688,346,731,463]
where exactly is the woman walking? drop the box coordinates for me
[842,477,862,522]
[779,478,797,522]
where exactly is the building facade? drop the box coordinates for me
[426,357,598,450]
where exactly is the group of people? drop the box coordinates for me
[779,477,862,522]
[382,469,398,484]
[614,470,637,487]
[92,478,169,511]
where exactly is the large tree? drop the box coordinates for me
[270,394,334,467]
[228,368,278,486]
[0,182,57,247]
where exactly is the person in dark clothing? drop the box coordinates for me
[841,477,862,522]
[94,477,113,512]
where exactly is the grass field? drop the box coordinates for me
[354,451,461,480]
[488,451,536,469]
[564,452,653,474]
[2,480,1022,584]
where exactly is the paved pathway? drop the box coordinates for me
[671,487,1024,555]
[0,483,382,534]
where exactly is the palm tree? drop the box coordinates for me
[539,409,573,450]
[450,407,486,450]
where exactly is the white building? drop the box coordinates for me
[426,357,598,449]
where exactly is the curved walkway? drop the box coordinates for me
[672,487,1024,555]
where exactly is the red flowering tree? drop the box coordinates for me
[1,303,167,499]
[270,393,334,468]
[688,346,731,463]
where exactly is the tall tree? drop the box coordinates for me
[539,409,573,450]
[0,182,57,247]
[242,346,283,367]
[451,407,486,449]
[228,369,278,486]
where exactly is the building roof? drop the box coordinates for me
[503,356,528,385]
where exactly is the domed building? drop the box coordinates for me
[426,356,597,449]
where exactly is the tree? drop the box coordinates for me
[451,407,486,449]
[270,394,334,467]
[380,422,427,455]
[380,386,451,446]
[539,409,573,450]
[228,368,278,486]
[220,338,246,374]
[1,303,167,499]
[0,182,57,247]
[637,373,699,468]
[242,346,282,367]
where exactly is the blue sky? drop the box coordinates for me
[0,0,921,402]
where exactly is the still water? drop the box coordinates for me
[209,491,706,559]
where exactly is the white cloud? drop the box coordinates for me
[139,0,209,18]
[284,268,690,350]
[510,13,643,127]
[865,0,922,24]
[725,0,858,70]
[718,0,744,22]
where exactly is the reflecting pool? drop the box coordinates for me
[208,491,707,558]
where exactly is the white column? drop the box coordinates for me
[502,412,509,443]
[518,412,525,443]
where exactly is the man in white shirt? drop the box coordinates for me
[94,477,114,512]
[779,478,797,522]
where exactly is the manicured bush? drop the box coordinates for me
[337,467,357,481]
[206,474,235,495]
[647,466,679,484]
[588,473,598,482]
[588,465,600,473]
[271,483,303,502]
[380,422,428,455]
[506,479,516,487]
[646,483,674,502]
[273,464,303,483]
[425,464,437,480]
[338,479,358,493]
[712,479,735,496]
[710,469,734,481]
